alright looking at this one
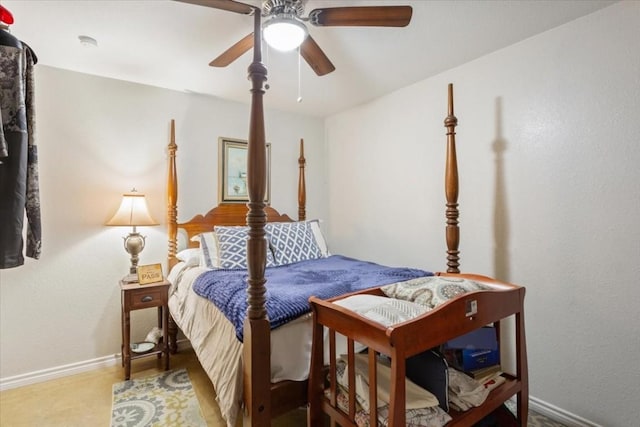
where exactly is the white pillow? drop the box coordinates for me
[175,248,201,267]
[191,232,220,269]
[307,219,330,257]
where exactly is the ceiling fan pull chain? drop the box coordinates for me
[263,39,271,91]
[262,34,268,68]
[297,45,302,103]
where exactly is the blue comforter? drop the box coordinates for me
[193,255,432,341]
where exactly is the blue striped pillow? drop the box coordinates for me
[191,232,219,269]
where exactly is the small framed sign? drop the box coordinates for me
[137,263,164,285]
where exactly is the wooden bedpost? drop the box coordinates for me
[167,119,178,270]
[167,119,179,354]
[298,139,306,221]
[244,8,271,427]
[444,83,461,273]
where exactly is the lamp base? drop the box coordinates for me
[122,273,139,284]
[123,231,146,276]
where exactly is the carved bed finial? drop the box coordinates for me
[298,139,306,221]
[444,83,460,273]
[167,119,178,270]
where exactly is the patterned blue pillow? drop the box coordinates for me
[266,221,323,266]
[214,226,276,269]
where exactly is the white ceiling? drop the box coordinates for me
[2,0,616,118]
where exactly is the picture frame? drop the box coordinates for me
[218,137,271,203]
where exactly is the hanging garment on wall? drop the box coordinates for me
[0,28,41,269]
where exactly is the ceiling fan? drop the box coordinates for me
[176,0,412,76]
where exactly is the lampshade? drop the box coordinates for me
[263,16,307,52]
[107,189,159,278]
[106,190,158,227]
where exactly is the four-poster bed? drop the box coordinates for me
[166,133,320,425]
[165,6,527,426]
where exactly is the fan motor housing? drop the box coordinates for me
[262,0,305,17]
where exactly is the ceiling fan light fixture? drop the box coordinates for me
[263,15,307,52]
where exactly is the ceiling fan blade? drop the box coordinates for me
[174,0,254,15]
[300,35,335,76]
[209,33,254,67]
[308,6,412,27]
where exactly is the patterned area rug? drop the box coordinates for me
[111,368,206,427]
[528,411,567,427]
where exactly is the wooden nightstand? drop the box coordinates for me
[120,279,170,380]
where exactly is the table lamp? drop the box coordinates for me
[106,189,159,280]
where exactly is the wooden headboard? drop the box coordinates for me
[166,120,307,270]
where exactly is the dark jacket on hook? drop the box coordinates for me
[0,28,41,269]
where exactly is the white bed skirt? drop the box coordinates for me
[167,262,317,427]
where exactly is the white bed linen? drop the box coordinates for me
[167,262,317,427]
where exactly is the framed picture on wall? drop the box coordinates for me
[218,137,271,203]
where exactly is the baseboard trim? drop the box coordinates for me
[0,340,192,392]
[530,395,603,427]
[0,354,119,392]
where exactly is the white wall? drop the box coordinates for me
[0,67,326,381]
[325,2,639,426]
[2,2,639,425]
